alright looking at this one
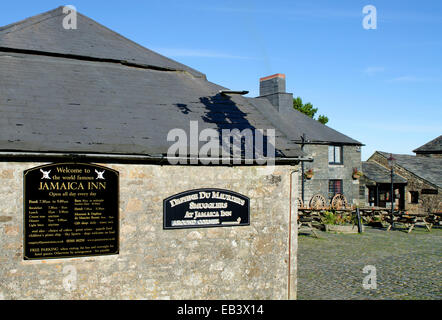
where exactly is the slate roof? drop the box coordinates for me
[377,152,442,189]
[362,161,407,184]
[0,7,205,78]
[0,7,306,161]
[247,97,363,145]
[413,135,442,154]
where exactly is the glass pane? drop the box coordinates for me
[328,146,334,163]
[328,180,343,196]
[335,146,341,163]
[336,180,342,194]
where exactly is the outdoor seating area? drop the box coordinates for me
[298,226,442,300]
[298,193,440,236]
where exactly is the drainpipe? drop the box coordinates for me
[288,168,299,300]
[300,134,306,204]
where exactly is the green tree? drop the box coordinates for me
[293,96,329,124]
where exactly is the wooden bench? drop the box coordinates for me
[298,210,320,238]
[385,212,432,233]
[359,208,387,226]
[428,212,441,227]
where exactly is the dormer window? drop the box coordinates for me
[329,145,343,165]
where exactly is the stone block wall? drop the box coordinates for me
[368,153,442,214]
[298,144,362,207]
[0,162,298,300]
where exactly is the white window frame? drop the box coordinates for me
[328,145,343,165]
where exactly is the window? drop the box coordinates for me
[328,145,343,164]
[409,191,419,204]
[329,180,343,199]
[359,186,366,197]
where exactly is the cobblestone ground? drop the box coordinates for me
[297,225,442,300]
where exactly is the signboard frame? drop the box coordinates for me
[23,162,119,260]
[163,188,250,230]
[421,189,438,195]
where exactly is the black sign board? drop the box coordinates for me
[163,188,250,229]
[23,163,119,260]
[421,189,438,195]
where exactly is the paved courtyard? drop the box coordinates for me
[297,225,442,300]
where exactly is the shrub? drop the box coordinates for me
[321,211,356,225]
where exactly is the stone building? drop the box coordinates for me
[365,147,442,214]
[246,74,364,207]
[361,161,407,210]
[0,7,309,299]
[413,135,442,158]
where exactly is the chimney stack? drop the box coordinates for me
[259,73,293,114]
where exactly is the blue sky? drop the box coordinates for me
[1,1,441,160]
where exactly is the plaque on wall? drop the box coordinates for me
[421,189,438,195]
[23,163,119,260]
[163,188,250,229]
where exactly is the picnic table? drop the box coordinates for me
[358,207,390,224]
[297,209,321,238]
[427,212,442,227]
[297,193,440,236]
[384,212,433,233]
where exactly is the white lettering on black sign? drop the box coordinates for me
[163,189,250,229]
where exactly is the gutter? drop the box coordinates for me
[0,151,312,165]
[291,140,365,147]
[288,168,298,300]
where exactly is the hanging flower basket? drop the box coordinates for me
[352,168,363,180]
[304,169,314,179]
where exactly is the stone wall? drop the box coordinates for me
[368,152,442,214]
[0,162,298,300]
[298,144,362,207]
